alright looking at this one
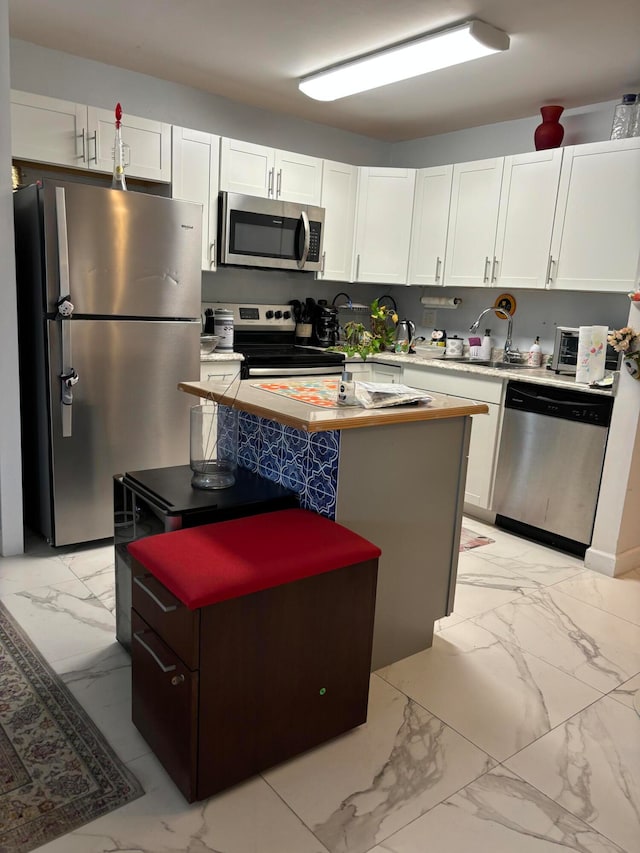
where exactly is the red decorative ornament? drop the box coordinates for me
[534,105,564,151]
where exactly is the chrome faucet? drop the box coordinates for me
[470,307,520,363]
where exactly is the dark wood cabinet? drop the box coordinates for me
[131,557,378,802]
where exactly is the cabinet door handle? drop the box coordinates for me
[209,240,216,270]
[545,254,556,284]
[355,253,361,281]
[88,131,97,163]
[434,256,441,282]
[79,130,86,163]
[276,168,282,198]
[133,575,179,612]
[491,256,498,282]
[483,256,490,283]
[268,167,274,197]
[320,250,326,275]
[133,630,177,673]
[123,143,131,168]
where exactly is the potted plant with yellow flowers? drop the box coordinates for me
[337,299,398,359]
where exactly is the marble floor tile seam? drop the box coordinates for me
[545,578,640,629]
[466,588,640,690]
[257,772,333,853]
[371,667,526,768]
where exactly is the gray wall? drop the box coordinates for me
[390,100,619,167]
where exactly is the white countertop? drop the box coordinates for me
[353,353,617,397]
[198,351,615,396]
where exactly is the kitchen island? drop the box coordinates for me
[179,379,488,669]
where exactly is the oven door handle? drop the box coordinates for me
[249,365,343,377]
[297,211,310,269]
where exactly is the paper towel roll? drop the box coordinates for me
[576,326,608,384]
[420,297,461,308]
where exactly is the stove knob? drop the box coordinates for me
[274,310,282,319]
[283,310,291,319]
[265,310,274,319]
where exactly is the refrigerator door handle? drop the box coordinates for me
[55,187,78,437]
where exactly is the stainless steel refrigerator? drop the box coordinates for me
[14,179,202,546]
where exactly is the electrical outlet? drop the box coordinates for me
[422,309,436,327]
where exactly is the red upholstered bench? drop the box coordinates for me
[128,508,380,802]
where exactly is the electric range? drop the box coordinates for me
[204,302,345,379]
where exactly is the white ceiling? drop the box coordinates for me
[8,0,640,142]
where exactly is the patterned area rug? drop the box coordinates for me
[0,602,143,852]
[460,527,495,552]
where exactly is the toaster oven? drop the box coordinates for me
[551,326,621,374]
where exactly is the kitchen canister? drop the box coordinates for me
[446,336,463,357]
[214,308,234,351]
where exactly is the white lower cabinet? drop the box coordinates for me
[370,363,402,383]
[199,362,241,384]
[402,366,504,510]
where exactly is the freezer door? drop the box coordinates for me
[42,180,201,318]
[47,319,200,545]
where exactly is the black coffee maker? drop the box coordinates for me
[312,300,339,348]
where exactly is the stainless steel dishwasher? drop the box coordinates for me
[493,381,613,556]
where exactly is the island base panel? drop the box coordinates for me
[336,417,470,670]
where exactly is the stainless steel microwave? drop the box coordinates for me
[218,192,325,271]
[551,326,622,374]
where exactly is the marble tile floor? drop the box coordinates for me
[1,521,638,853]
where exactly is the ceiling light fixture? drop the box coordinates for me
[299,20,510,102]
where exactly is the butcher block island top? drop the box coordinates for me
[177,379,488,432]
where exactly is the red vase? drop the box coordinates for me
[534,105,564,151]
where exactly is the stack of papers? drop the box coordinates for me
[354,382,432,409]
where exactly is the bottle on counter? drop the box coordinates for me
[528,336,542,367]
[337,371,357,406]
[480,329,492,360]
[610,94,637,139]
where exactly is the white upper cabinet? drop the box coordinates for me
[317,159,358,282]
[444,157,504,287]
[548,138,640,292]
[11,91,85,168]
[493,149,563,289]
[407,165,453,286]
[219,138,322,204]
[10,91,172,182]
[172,127,220,271]
[353,167,416,285]
[88,107,171,182]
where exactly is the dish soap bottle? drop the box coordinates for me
[480,329,492,360]
[528,336,542,367]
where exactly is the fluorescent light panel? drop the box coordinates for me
[299,20,510,101]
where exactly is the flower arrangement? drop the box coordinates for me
[607,326,639,353]
[337,299,398,359]
[608,326,640,380]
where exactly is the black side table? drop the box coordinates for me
[114,465,299,651]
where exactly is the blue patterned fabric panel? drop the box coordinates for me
[232,408,340,519]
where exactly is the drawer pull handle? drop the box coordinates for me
[133,631,176,673]
[134,575,178,612]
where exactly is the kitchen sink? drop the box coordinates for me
[488,362,538,370]
[439,357,537,370]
